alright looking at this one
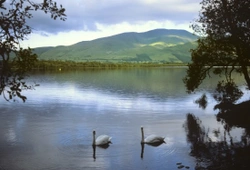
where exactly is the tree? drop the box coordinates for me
[0,0,66,102]
[183,0,250,105]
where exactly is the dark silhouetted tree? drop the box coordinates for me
[0,0,66,102]
[183,0,250,102]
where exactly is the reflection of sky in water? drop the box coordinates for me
[6,128,17,143]
[0,69,248,170]
[23,82,217,116]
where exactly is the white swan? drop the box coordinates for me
[92,130,112,146]
[141,126,165,144]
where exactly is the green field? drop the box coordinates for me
[33,29,198,63]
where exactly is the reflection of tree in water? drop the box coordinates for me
[186,79,250,169]
[184,113,250,169]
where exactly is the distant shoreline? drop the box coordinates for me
[33,60,188,71]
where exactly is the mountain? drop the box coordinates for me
[33,29,198,63]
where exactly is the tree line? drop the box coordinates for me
[32,60,186,70]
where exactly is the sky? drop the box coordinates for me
[20,0,201,48]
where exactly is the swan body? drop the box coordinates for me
[144,134,165,143]
[141,126,165,144]
[92,130,112,146]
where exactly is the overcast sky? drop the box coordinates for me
[21,0,201,48]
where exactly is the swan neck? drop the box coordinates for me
[92,131,96,145]
[141,127,144,143]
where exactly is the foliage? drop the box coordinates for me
[0,0,66,102]
[33,60,186,70]
[195,93,208,109]
[183,0,250,99]
[217,100,250,129]
[213,80,243,105]
[0,48,39,102]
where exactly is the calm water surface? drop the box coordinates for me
[0,67,247,170]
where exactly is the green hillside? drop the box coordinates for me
[33,29,198,63]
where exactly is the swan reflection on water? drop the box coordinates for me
[92,127,166,160]
[140,126,166,159]
[92,144,110,160]
[140,141,165,159]
[92,130,112,160]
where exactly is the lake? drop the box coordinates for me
[0,67,247,170]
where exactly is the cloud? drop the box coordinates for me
[22,20,194,48]
[21,0,201,47]
[27,0,200,34]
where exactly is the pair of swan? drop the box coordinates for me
[92,126,165,146]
